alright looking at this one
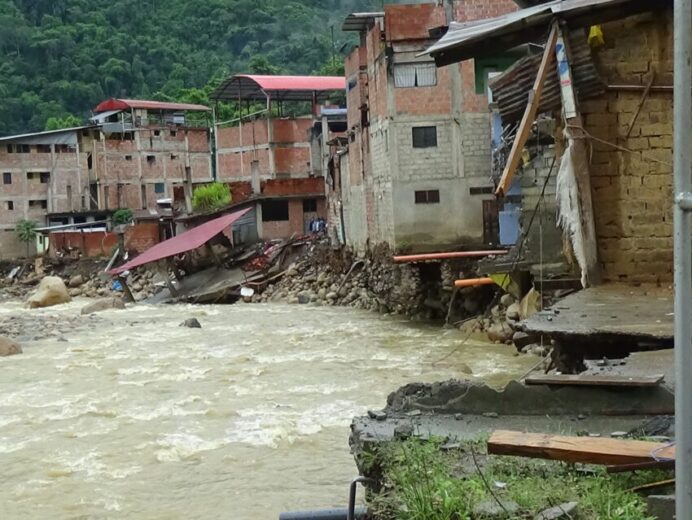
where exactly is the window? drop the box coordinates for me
[415,190,440,204]
[3,172,11,184]
[470,186,494,195]
[36,144,51,153]
[394,63,437,88]
[5,201,14,210]
[125,155,133,161]
[27,171,50,184]
[56,144,75,153]
[141,184,147,209]
[170,154,178,160]
[412,126,437,148]
[6,144,13,153]
[154,182,165,194]
[154,130,161,137]
[147,155,156,165]
[170,130,177,137]
[262,200,289,221]
[302,198,317,213]
[29,199,47,209]
[19,144,30,153]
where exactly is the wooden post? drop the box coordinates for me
[495,23,558,197]
[555,26,601,286]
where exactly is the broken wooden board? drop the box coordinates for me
[488,430,675,466]
[525,374,664,388]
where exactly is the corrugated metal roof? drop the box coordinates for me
[109,208,251,275]
[342,12,384,32]
[94,98,211,113]
[0,126,96,144]
[211,75,346,102]
[424,0,665,65]
[490,30,605,123]
[89,109,122,123]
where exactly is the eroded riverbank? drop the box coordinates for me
[0,300,535,519]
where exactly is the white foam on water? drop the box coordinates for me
[154,432,227,462]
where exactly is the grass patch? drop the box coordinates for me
[368,438,670,520]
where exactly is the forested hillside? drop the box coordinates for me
[0,0,386,135]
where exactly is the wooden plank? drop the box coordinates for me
[487,430,676,466]
[495,22,558,197]
[525,374,664,387]
[607,460,675,474]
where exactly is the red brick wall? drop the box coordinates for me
[49,222,159,258]
[218,120,269,149]
[261,177,324,197]
[394,66,453,115]
[454,0,518,112]
[272,118,312,143]
[274,147,311,176]
[385,4,447,42]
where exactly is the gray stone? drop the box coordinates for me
[81,298,126,315]
[68,274,84,288]
[367,410,387,421]
[0,336,22,356]
[326,291,338,300]
[393,423,414,439]
[500,293,515,308]
[647,495,674,520]
[483,412,499,418]
[534,501,578,520]
[68,288,82,298]
[610,431,628,438]
[487,321,513,343]
[406,409,422,417]
[180,318,202,328]
[473,499,519,518]
[506,302,521,321]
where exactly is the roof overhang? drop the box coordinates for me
[342,12,384,32]
[0,126,97,145]
[94,98,211,113]
[211,74,346,103]
[424,0,669,66]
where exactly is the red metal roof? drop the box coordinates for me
[211,74,346,102]
[109,208,251,275]
[94,98,211,113]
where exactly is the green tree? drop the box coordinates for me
[44,114,82,130]
[192,182,232,212]
[15,219,37,257]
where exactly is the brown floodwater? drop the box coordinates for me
[0,300,534,519]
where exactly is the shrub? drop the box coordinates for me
[192,182,232,212]
[15,219,37,256]
[112,208,133,225]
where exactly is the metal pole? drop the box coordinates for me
[674,0,692,517]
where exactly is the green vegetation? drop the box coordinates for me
[192,182,232,212]
[367,438,668,520]
[112,208,133,226]
[0,0,385,136]
[15,219,37,256]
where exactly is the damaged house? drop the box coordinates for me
[425,0,677,365]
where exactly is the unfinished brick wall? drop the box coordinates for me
[582,11,674,283]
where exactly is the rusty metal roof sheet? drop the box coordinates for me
[109,208,251,275]
[490,30,605,124]
[424,0,666,66]
[211,75,346,102]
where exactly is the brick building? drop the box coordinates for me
[209,74,345,239]
[335,1,517,252]
[0,99,212,259]
[426,0,674,285]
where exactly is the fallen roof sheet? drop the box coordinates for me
[211,74,346,102]
[109,208,251,275]
[94,98,211,113]
[424,0,665,66]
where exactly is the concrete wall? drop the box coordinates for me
[581,11,673,283]
[48,222,159,258]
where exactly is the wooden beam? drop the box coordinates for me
[495,22,558,197]
[525,374,664,387]
[625,72,655,139]
[488,430,676,466]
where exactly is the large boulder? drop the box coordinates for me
[0,336,22,356]
[81,297,126,315]
[180,318,202,328]
[27,276,71,309]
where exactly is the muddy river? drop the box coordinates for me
[0,300,534,519]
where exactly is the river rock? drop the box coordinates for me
[506,302,521,321]
[512,331,533,350]
[500,293,515,307]
[487,321,513,343]
[180,318,202,328]
[68,288,82,298]
[534,501,578,520]
[68,274,84,288]
[0,336,22,356]
[474,499,519,518]
[81,298,126,315]
[326,291,338,300]
[27,276,71,309]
